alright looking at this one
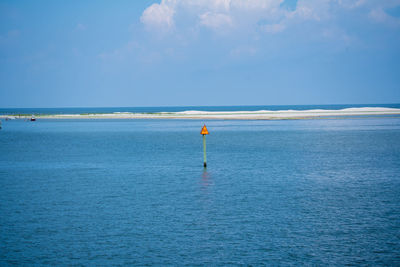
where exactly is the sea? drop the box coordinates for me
[1,105,400,265]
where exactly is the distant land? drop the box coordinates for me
[1,107,400,120]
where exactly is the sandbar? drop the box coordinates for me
[2,107,400,120]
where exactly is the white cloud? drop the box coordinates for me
[140,0,400,35]
[141,0,286,34]
[337,0,366,9]
[199,12,233,30]
[291,0,333,21]
[369,8,389,22]
[140,1,175,32]
[231,0,283,10]
[184,0,231,12]
[291,5,320,20]
[369,7,400,26]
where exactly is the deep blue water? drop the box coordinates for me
[1,103,400,115]
[1,118,400,265]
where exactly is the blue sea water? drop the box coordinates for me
[1,117,400,265]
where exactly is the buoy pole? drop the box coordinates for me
[200,124,209,168]
[203,134,207,168]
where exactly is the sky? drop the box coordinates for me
[0,0,399,108]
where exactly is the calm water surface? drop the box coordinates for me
[1,118,400,265]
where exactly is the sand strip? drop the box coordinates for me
[1,107,400,120]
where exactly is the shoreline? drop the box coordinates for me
[1,107,400,120]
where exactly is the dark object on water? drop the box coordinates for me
[30,115,36,121]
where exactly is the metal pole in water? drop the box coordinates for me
[200,124,209,168]
[203,134,207,168]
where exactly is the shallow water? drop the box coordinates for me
[1,118,400,265]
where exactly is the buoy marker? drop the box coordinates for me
[200,124,209,168]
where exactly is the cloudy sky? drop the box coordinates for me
[1,0,399,107]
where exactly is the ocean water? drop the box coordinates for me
[1,118,400,265]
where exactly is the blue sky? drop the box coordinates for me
[0,0,399,108]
